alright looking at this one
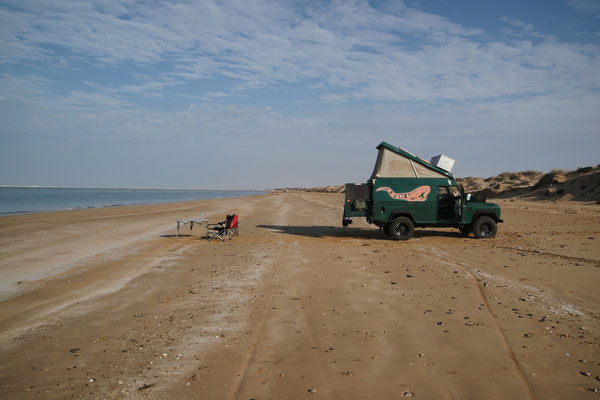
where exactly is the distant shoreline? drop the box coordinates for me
[0,195,267,217]
[0,187,267,216]
[0,185,264,191]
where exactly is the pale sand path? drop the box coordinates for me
[0,193,598,399]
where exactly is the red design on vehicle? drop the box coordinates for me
[376,185,430,202]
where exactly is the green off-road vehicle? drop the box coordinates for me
[342,142,502,240]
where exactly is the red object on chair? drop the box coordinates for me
[208,214,239,240]
[230,214,238,230]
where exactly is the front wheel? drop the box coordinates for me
[389,217,414,241]
[473,216,497,239]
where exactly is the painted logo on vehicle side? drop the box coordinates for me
[376,185,430,202]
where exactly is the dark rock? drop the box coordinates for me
[138,383,154,391]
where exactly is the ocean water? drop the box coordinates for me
[0,187,265,215]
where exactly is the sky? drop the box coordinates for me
[1,0,599,189]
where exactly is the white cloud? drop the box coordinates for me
[2,0,597,105]
[0,1,599,187]
[3,84,598,180]
[501,17,535,33]
[568,0,600,17]
[0,73,56,104]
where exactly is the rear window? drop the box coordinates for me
[346,184,370,200]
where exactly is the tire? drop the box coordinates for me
[389,217,414,241]
[473,216,497,239]
[459,226,472,237]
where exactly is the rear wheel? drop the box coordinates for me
[473,216,497,239]
[389,217,414,241]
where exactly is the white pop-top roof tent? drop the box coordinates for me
[370,142,454,179]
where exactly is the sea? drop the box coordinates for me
[0,187,265,216]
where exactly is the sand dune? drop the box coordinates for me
[459,165,600,202]
[0,193,599,399]
[282,165,600,204]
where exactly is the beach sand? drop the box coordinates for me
[0,192,599,399]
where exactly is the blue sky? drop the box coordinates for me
[1,0,599,189]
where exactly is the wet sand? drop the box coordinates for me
[0,193,599,399]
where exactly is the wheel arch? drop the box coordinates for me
[389,211,415,224]
[471,210,500,224]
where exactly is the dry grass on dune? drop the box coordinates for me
[459,165,600,202]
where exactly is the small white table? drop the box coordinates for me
[176,212,209,237]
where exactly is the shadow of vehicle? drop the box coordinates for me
[257,224,380,239]
[413,229,466,238]
[257,225,466,240]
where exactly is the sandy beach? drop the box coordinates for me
[0,192,599,399]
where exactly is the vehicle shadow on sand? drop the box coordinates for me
[257,225,381,239]
[256,225,466,240]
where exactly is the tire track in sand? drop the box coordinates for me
[289,277,336,400]
[227,195,288,400]
[226,275,281,400]
[425,246,536,400]
[228,194,335,399]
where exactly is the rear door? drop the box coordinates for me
[344,183,370,218]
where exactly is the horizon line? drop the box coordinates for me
[0,185,266,191]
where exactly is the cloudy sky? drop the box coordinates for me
[1,0,599,189]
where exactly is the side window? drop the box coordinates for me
[438,185,461,219]
[438,186,451,208]
[438,186,449,199]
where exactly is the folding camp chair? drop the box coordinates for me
[207,214,239,241]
